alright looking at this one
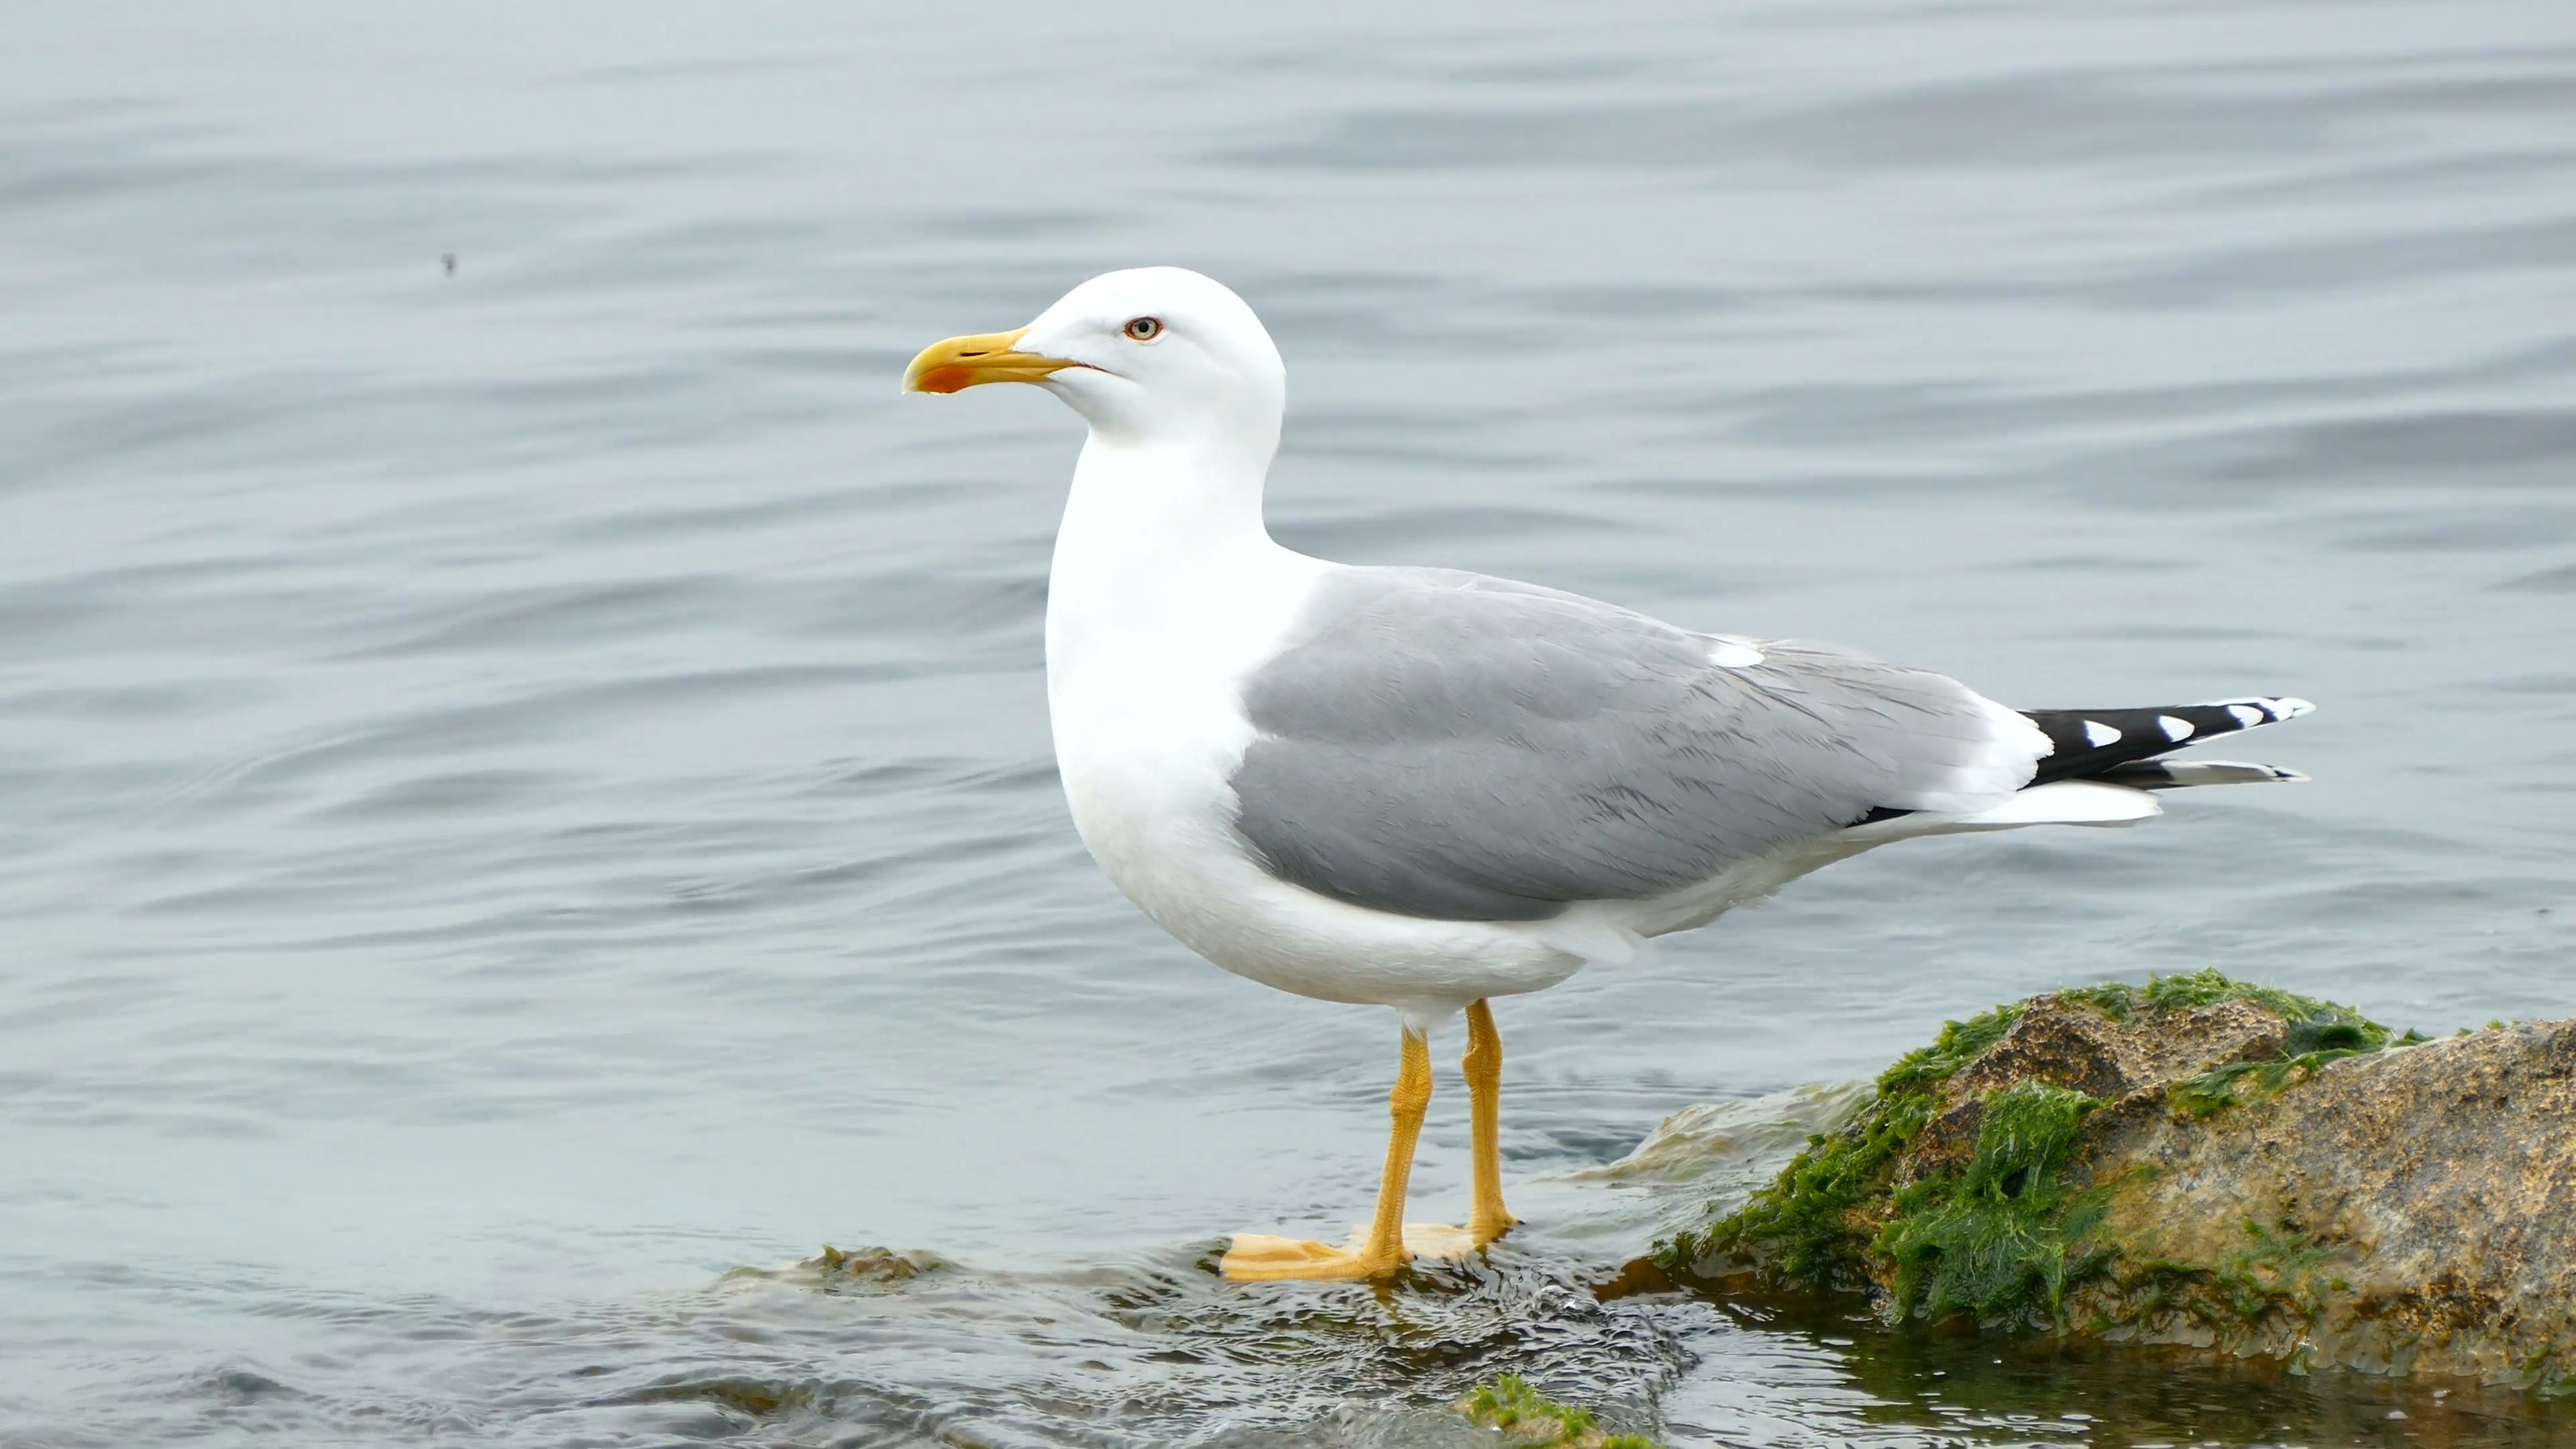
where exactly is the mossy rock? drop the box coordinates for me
[1652,969,2576,1389]
[1456,1375,1662,1448]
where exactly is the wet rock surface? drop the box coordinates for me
[1655,971,2576,1390]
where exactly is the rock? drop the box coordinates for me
[1652,970,2576,1390]
[1456,1375,1662,1448]
[804,1244,949,1285]
[720,1244,951,1293]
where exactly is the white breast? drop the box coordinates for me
[1041,437,1311,949]
[1046,598,1270,945]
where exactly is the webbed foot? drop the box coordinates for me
[1220,1222,1483,1281]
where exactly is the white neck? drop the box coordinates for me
[1044,427,1321,705]
[1061,426,1273,558]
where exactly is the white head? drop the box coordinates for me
[904,268,1286,457]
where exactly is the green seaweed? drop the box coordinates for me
[1458,1375,1660,1447]
[1655,1089,1935,1285]
[2060,967,2383,1042]
[2174,1051,2359,1118]
[2061,968,2423,1120]
[2153,977,2422,1118]
[2211,1217,2337,1319]
[2084,1216,2342,1342]
[1660,1003,2034,1283]
[1875,1002,2028,1095]
[1878,1081,2110,1325]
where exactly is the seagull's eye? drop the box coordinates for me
[1124,316,1163,341]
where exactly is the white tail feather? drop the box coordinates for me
[1843,780,2161,842]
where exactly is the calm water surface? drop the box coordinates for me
[5,3,2575,1445]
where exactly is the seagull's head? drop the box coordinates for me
[904,268,1285,451]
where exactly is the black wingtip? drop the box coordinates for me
[2023,696,2314,786]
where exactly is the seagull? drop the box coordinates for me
[903,267,2312,1282]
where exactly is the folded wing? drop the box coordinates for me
[1227,568,2049,922]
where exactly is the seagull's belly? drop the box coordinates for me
[1051,676,1580,1016]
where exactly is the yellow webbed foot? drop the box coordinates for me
[1220,1232,1395,1281]
[1220,1224,1485,1281]
[1398,1221,1485,1260]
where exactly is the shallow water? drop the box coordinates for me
[5,3,2576,1445]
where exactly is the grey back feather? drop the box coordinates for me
[1229,568,2035,922]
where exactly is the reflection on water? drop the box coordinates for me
[5,1,2575,1444]
[1674,1286,2576,1448]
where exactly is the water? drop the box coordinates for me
[4,2,2574,1444]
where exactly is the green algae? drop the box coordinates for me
[2135,969,2423,1119]
[1874,1001,2027,1095]
[2062,967,2422,1067]
[2057,967,2363,1026]
[1458,1375,1660,1448]
[2173,1050,2363,1118]
[2094,1216,2338,1326]
[1656,1004,2025,1287]
[2212,1217,2338,1319]
[1656,1088,1933,1287]
[1879,1081,2110,1325]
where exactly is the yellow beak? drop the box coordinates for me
[902,327,1082,394]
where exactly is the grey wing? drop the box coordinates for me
[1228,568,2045,922]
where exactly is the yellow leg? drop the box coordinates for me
[1463,999,1519,1246]
[1222,1025,1474,1281]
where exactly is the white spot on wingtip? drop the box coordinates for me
[2082,720,2122,748]
[1707,638,1764,668]
[2157,714,2194,742]
[2208,695,2315,726]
